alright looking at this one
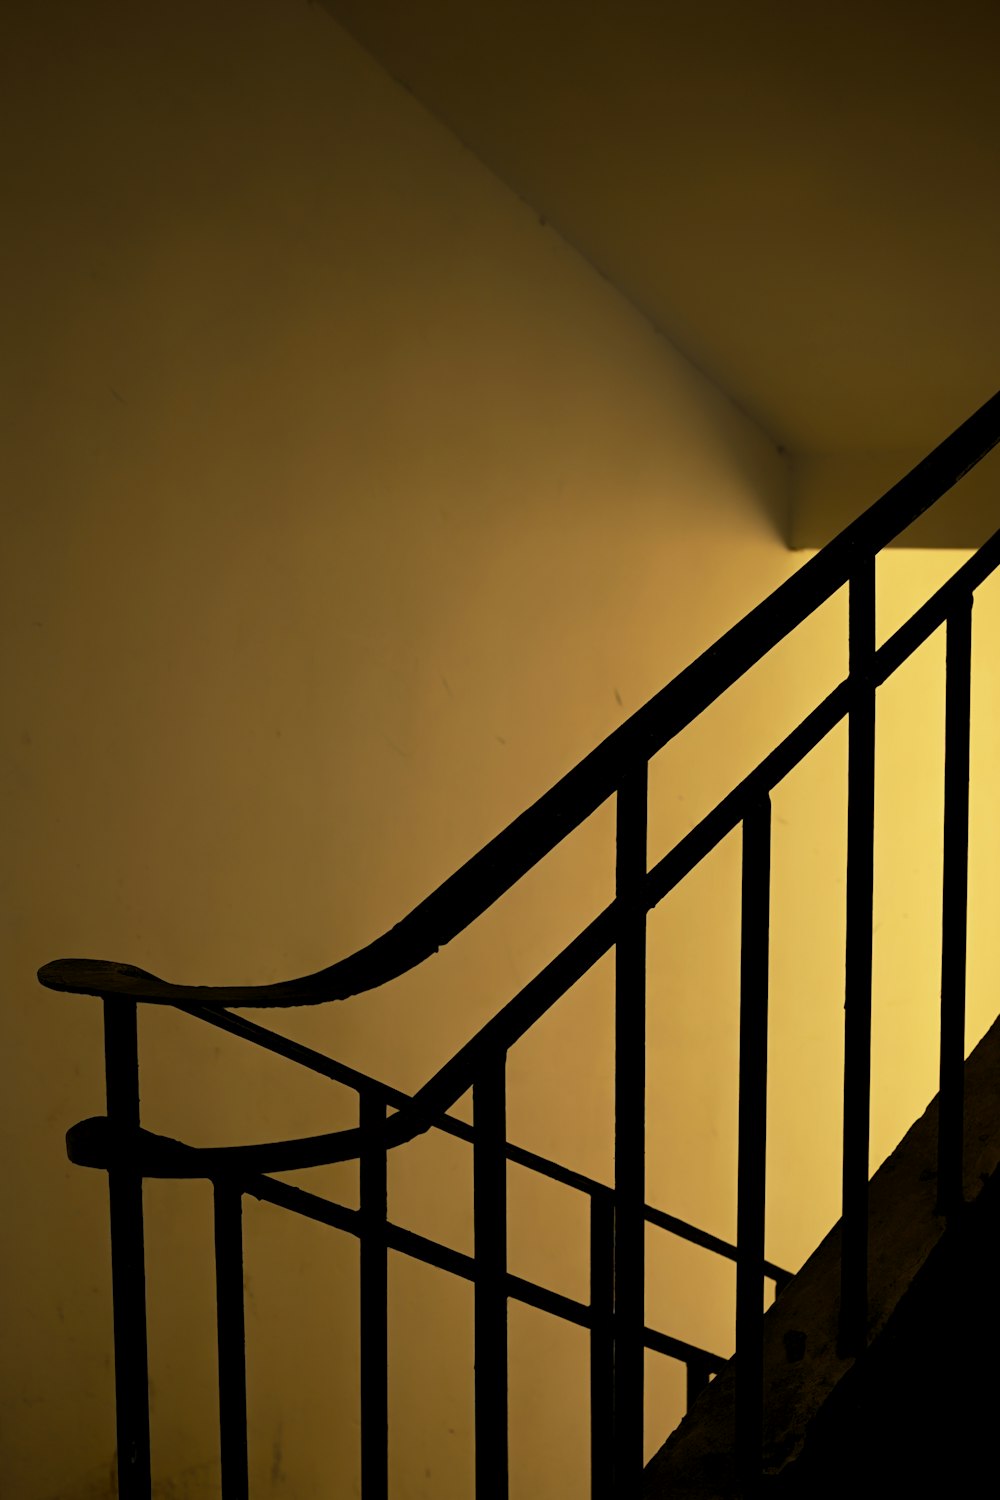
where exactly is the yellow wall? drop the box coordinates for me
[4,2,999,1496]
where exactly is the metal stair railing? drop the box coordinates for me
[39,389,1000,1497]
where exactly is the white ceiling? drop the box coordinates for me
[320,0,1000,473]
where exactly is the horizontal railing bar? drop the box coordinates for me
[234,1170,726,1371]
[643,682,850,910]
[244,1169,360,1235]
[178,1003,628,1195]
[395,1226,727,1371]
[391,1233,726,1372]
[103,994,804,1279]
[74,1098,795,1294]
[63,526,1000,1179]
[235,393,1000,1002]
[38,395,1000,1012]
[642,1204,788,1287]
[81,1118,730,1372]
[870,523,1000,678]
[78,1098,773,1332]
[141,520,1000,1179]
[646,523,1000,912]
[50,397,1000,1500]
[142,906,618,1174]
[643,1327,726,1373]
[170,1002,383,1096]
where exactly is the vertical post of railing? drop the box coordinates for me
[735,795,772,1485]
[103,997,151,1500]
[937,593,973,1219]
[214,1182,248,1500]
[360,1090,389,1500]
[840,554,876,1357]
[614,761,648,1496]
[589,1185,615,1496]
[474,1054,508,1500]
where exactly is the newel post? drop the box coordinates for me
[103,997,152,1499]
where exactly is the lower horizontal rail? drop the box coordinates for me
[234,1171,727,1372]
[150,520,1000,1182]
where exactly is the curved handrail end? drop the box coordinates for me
[66,1116,114,1169]
[36,956,328,1007]
[66,1115,201,1176]
[39,958,163,998]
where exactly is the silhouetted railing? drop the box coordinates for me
[39,388,1000,1496]
[67,1000,788,1497]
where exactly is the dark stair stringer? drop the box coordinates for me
[772,1163,1000,1495]
[642,1011,1000,1498]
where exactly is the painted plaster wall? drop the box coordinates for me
[791,447,1000,549]
[4,2,999,1496]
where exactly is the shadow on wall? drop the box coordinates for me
[791,442,1000,549]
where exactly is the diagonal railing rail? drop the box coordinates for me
[40,389,1000,1497]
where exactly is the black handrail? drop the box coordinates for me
[72,998,739,1495]
[39,387,1000,1498]
[66,997,793,1285]
[57,517,1000,1178]
[38,390,1000,1011]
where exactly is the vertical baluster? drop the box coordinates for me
[214,1183,249,1500]
[614,762,648,1495]
[735,796,772,1484]
[938,594,973,1218]
[103,998,152,1500]
[589,1185,615,1498]
[474,1056,508,1499]
[686,1357,713,1411]
[840,556,876,1357]
[360,1090,389,1500]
